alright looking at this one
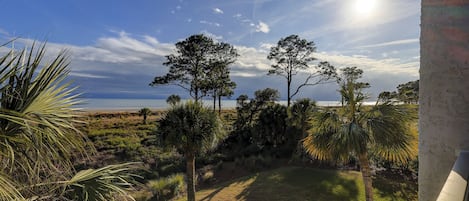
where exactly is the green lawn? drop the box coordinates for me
[177,166,416,201]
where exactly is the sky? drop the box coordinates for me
[0,0,420,102]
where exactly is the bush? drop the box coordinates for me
[147,173,185,201]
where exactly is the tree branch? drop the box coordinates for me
[290,74,335,99]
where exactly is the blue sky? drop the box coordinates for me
[0,0,420,101]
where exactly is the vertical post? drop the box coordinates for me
[420,1,469,200]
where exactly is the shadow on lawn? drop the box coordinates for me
[234,167,360,201]
[373,174,418,201]
[198,174,254,201]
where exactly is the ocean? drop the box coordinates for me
[76,98,375,111]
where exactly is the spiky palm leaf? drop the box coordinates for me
[157,101,225,201]
[0,41,141,201]
[157,101,225,154]
[63,163,141,201]
[303,67,416,201]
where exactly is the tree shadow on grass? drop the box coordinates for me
[198,186,226,201]
[234,167,360,201]
[198,174,255,201]
[373,174,418,201]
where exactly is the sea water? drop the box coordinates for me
[77,98,375,111]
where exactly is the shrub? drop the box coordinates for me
[147,173,186,201]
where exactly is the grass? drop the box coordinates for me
[175,166,416,201]
[79,110,418,201]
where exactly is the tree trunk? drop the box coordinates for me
[212,91,216,112]
[218,94,222,115]
[186,152,196,201]
[143,115,147,124]
[287,79,291,107]
[358,153,373,201]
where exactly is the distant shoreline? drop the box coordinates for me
[74,98,360,111]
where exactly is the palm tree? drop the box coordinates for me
[156,101,224,201]
[288,98,317,159]
[138,107,152,124]
[0,42,140,200]
[166,94,181,106]
[303,67,416,201]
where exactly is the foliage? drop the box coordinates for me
[378,80,419,104]
[303,67,417,201]
[156,101,225,154]
[147,173,185,201]
[150,34,237,102]
[222,88,280,157]
[396,80,419,104]
[288,98,317,159]
[139,107,152,124]
[267,34,337,106]
[252,104,292,156]
[156,101,225,201]
[202,42,238,113]
[0,42,141,200]
[64,163,142,201]
[166,94,181,106]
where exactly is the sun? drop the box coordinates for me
[354,0,377,17]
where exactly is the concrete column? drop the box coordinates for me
[420,1,469,201]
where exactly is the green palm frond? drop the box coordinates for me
[363,103,417,163]
[63,162,142,201]
[158,100,225,154]
[0,43,92,192]
[0,174,25,201]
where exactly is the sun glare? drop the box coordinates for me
[354,0,377,17]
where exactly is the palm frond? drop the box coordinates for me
[0,41,96,198]
[0,173,25,201]
[363,103,417,163]
[63,162,142,201]
[157,101,225,154]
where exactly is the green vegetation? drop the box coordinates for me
[0,42,140,200]
[0,34,419,201]
[156,101,225,201]
[303,67,417,201]
[139,107,152,124]
[378,80,419,104]
[267,34,337,106]
[178,167,416,201]
[166,94,181,106]
[150,34,238,103]
[147,173,186,201]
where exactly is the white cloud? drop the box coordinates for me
[0,28,9,36]
[356,38,419,48]
[200,20,221,27]
[233,13,242,18]
[200,30,223,41]
[69,72,109,79]
[2,31,419,101]
[213,8,224,14]
[255,21,270,33]
[260,43,274,50]
[187,18,192,23]
[231,45,271,77]
[315,52,419,76]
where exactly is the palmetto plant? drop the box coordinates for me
[138,107,152,124]
[156,101,225,201]
[0,41,140,201]
[303,67,416,201]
